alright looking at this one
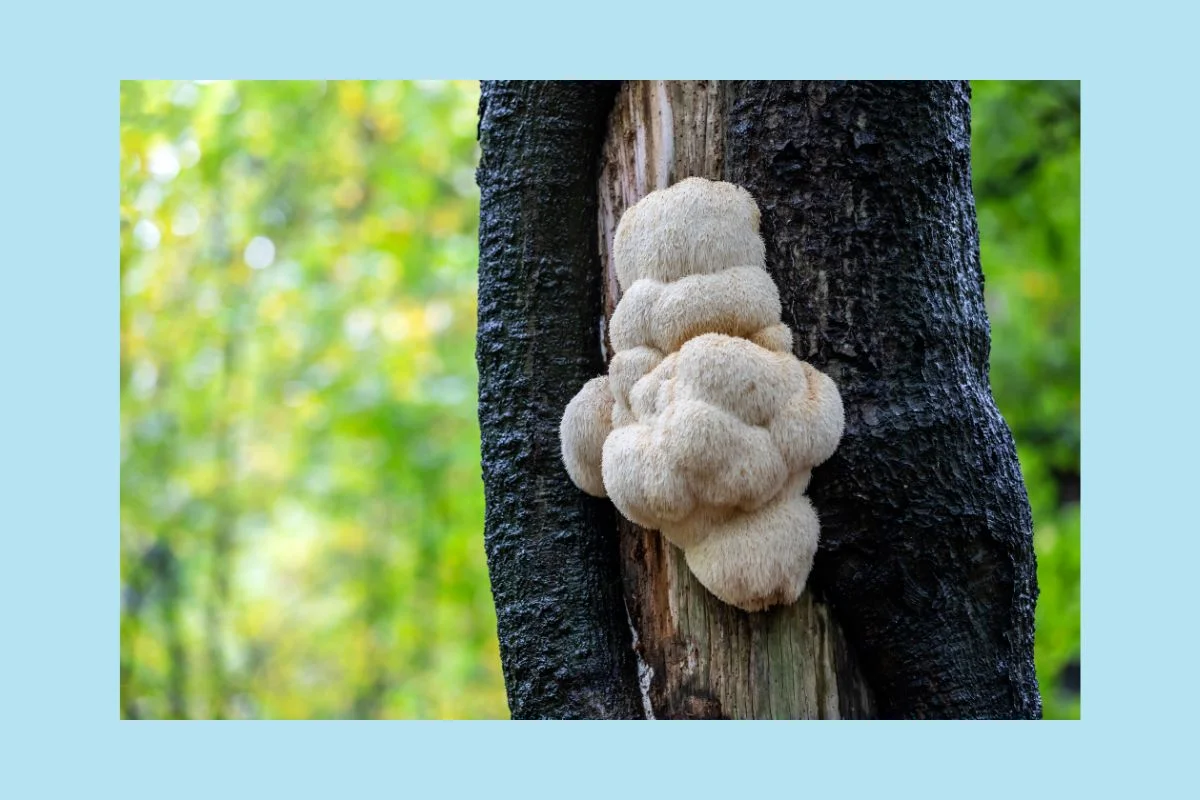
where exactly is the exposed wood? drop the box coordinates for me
[598,81,875,719]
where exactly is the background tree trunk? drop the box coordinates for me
[477,80,1040,720]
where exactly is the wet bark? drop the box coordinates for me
[476,80,1040,720]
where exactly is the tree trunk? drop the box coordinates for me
[477,80,1040,720]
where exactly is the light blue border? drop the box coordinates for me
[3,0,1194,795]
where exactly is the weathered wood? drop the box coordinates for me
[598,81,875,719]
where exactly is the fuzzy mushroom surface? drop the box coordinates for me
[560,177,844,612]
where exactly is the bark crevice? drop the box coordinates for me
[599,81,874,720]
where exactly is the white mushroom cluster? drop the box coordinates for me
[560,178,844,612]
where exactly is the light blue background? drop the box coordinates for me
[2,0,1193,795]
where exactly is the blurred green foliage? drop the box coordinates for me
[120,80,1078,720]
[120,80,501,718]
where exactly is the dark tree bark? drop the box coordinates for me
[476,81,643,719]
[477,80,1040,720]
[725,81,1039,719]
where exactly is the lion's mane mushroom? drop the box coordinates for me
[559,177,844,612]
